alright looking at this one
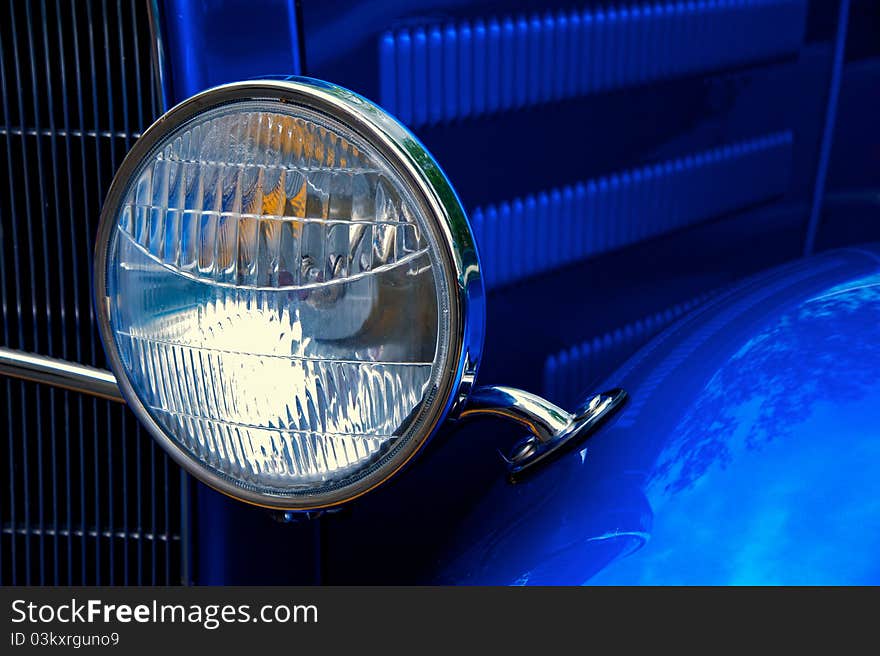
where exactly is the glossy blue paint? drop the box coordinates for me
[158,0,301,99]
[438,247,880,584]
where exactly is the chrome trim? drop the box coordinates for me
[94,78,484,511]
[459,386,572,444]
[0,347,124,403]
[461,386,628,477]
[146,0,170,112]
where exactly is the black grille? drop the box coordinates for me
[0,0,189,585]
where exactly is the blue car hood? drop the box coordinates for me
[440,246,880,584]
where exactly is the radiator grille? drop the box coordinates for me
[380,0,808,127]
[471,131,794,289]
[0,0,188,585]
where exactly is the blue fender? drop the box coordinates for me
[439,246,880,584]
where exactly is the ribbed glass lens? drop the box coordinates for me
[103,101,451,502]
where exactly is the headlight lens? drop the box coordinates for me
[96,80,479,509]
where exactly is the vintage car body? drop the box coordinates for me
[1,0,878,585]
[438,246,880,584]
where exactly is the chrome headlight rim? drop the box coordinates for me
[94,77,484,510]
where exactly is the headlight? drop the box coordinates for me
[96,77,627,511]
[95,78,482,509]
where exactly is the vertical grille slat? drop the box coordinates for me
[150,435,157,585]
[55,0,83,366]
[63,392,73,585]
[164,456,171,584]
[23,1,48,585]
[84,0,103,583]
[121,405,129,585]
[130,0,146,142]
[79,399,89,583]
[117,0,132,154]
[99,1,115,583]
[53,0,85,585]
[101,0,117,172]
[0,23,16,587]
[39,0,65,585]
[0,215,7,586]
[50,390,60,585]
[4,381,15,585]
[104,403,112,584]
[22,386,31,584]
[136,421,143,585]
[1,0,188,586]
[70,0,98,367]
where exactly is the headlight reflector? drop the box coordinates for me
[95,80,481,509]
